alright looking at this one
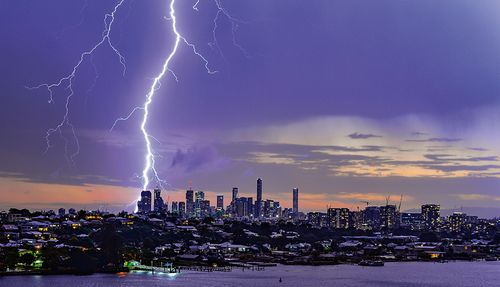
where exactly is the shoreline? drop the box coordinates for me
[1,259,497,277]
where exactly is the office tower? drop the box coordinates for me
[349,211,364,230]
[232,187,239,202]
[217,195,224,211]
[186,189,194,217]
[178,202,186,217]
[421,204,440,229]
[195,191,205,217]
[234,197,253,217]
[247,197,253,216]
[449,212,466,232]
[327,208,350,229]
[255,178,263,217]
[401,213,423,230]
[171,201,179,214]
[363,206,381,229]
[292,187,299,216]
[137,190,152,214]
[153,188,165,213]
[379,205,397,229]
[262,199,280,218]
[307,212,321,226]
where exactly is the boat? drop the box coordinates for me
[358,260,384,267]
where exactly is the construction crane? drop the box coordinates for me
[385,196,391,206]
[398,195,403,213]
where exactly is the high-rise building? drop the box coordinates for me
[200,199,211,217]
[186,189,194,217]
[233,197,253,217]
[401,213,423,230]
[421,204,440,229]
[216,195,224,211]
[137,190,152,214]
[171,201,179,214]
[449,212,466,232]
[307,212,322,226]
[327,208,350,229]
[292,187,299,216]
[153,188,165,213]
[349,211,364,230]
[255,178,263,217]
[379,205,397,229]
[363,206,380,229]
[232,187,239,202]
[262,199,280,218]
[195,191,205,217]
[178,202,186,217]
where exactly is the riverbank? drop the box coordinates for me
[0,261,498,287]
[1,257,497,277]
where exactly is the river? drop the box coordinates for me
[0,261,498,287]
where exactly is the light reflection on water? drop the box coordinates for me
[0,261,498,287]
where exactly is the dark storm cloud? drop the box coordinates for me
[348,132,382,139]
[171,145,229,173]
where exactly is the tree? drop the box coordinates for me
[19,252,35,267]
[97,224,124,265]
[4,248,19,269]
[42,248,65,271]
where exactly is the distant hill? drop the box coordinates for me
[404,206,500,219]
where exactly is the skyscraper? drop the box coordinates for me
[255,178,263,217]
[137,190,152,214]
[449,212,465,232]
[186,189,194,217]
[234,197,253,217]
[292,187,299,216]
[421,204,440,229]
[327,207,350,229]
[379,205,397,229]
[217,195,224,211]
[232,187,238,202]
[178,202,186,217]
[195,190,205,217]
[171,201,178,214]
[363,206,381,229]
[153,188,165,213]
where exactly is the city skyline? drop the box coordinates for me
[0,1,499,216]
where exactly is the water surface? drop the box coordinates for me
[0,261,498,287]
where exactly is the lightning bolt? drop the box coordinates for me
[113,0,247,212]
[211,0,250,59]
[27,0,127,164]
[113,0,217,195]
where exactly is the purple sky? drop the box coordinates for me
[0,0,499,215]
